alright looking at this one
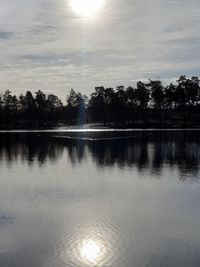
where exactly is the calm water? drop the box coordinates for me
[1,130,200,267]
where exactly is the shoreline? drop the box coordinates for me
[0,128,200,133]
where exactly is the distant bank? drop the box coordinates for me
[1,76,200,129]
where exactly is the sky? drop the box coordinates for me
[0,0,200,100]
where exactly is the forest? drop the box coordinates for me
[0,75,200,129]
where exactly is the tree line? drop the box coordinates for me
[0,75,200,128]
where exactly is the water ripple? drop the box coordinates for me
[57,222,120,266]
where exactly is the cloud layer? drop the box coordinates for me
[0,0,200,99]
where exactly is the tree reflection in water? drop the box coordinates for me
[0,131,200,180]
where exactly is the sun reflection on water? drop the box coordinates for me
[79,238,106,265]
[65,224,118,267]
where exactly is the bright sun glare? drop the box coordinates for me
[70,0,104,18]
[79,239,105,265]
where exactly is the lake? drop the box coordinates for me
[1,130,200,267]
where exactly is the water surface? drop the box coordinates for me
[1,130,200,267]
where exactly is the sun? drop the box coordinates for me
[70,0,105,18]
